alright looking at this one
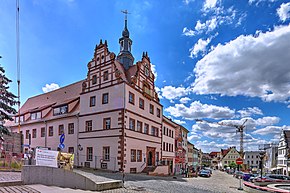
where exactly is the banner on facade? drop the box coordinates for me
[35,149,58,168]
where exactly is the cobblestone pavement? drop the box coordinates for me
[102,170,246,193]
[0,185,40,193]
[0,172,21,182]
[0,170,247,193]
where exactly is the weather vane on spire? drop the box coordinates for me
[121,10,130,21]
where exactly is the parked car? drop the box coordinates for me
[233,171,244,179]
[199,170,211,177]
[226,169,235,174]
[242,173,256,181]
[264,174,290,181]
[249,174,259,182]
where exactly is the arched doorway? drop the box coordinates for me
[148,151,153,166]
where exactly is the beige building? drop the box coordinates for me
[220,147,241,168]
[6,17,193,174]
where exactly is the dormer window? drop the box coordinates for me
[15,115,24,123]
[144,63,149,77]
[31,112,41,120]
[53,105,68,116]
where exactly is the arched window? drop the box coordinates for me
[144,63,149,77]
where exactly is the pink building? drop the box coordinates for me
[8,17,179,174]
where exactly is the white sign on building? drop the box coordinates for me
[35,149,59,168]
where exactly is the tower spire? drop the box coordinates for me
[117,10,134,70]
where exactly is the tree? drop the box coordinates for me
[0,62,17,141]
[229,161,237,169]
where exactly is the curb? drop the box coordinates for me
[0,181,23,187]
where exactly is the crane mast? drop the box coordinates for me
[196,119,248,156]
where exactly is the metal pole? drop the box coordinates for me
[237,164,243,190]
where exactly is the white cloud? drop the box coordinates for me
[165,101,235,120]
[183,0,195,5]
[195,18,218,33]
[151,63,157,81]
[179,97,191,104]
[173,119,186,125]
[277,2,290,22]
[155,87,163,99]
[42,83,60,93]
[189,37,212,58]
[249,0,277,6]
[255,116,280,126]
[238,107,263,118]
[192,25,290,103]
[252,125,289,136]
[160,86,191,100]
[182,27,196,37]
[203,0,218,10]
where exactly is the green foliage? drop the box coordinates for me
[0,64,17,141]
[229,161,237,169]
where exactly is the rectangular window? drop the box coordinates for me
[103,146,110,161]
[32,129,37,138]
[87,147,93,161]
[68,147,74,154]
[53,105,68,116]
[129,118,135,130]
[151,126,158,137]
[150,104,154,114]
[41,127,45,137]
[48,126,53,136]
[68,123,74,134]
[163,127,166,135]
[137,121,142,133]
[157,108,161,118]
[102,93,109,104]
[92,75,97,85]
[131,149,136,162]
[139,98,144,109]
[163,142,165,151]
[90,96,96,107]
[58,124,64,135]
[129,92,135,105]
[103,70,109,81]
[31,112,41,120]
[26,130,30,139]
[85,120,92,132]
[103,118,111,130]
[137,150,142,162]
[144,124,149,134]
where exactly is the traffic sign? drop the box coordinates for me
[58,143,65,149]
[60,134,65,144]
[236,157,243,165]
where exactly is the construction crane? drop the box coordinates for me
[195,119,248,156]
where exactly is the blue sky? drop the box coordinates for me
[1,0,290,153]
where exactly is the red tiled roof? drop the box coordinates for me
[19,80,83,115]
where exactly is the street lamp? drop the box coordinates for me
[259,151,266,177]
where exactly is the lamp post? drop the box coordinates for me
[259,151,266,177]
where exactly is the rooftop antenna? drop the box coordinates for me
[16,0,21,133]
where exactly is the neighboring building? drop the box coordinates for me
[244,151,261,172]
[174,125,189,174]
[161,116,177,174]
[201,153,211,167]
[209,151,220,169]
[8,17,166,173]
[192,146,199,170]
[277,130,290,175]
[221,147,241,169]
[262,143,278,174]
[187,142,194,167]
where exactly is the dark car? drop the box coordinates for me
[265,174,290,181]
[199,170,211,177]
[242,173,256,181]
[233,171,244,179]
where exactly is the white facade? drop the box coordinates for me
[244,151,260,170]
[277,130,290,175]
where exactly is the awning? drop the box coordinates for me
[271,167,283,171]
